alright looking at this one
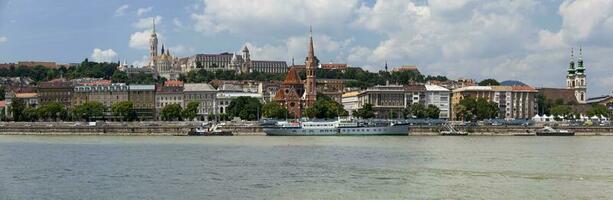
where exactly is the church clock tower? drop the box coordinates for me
[304,27,318,107]
[574,47,587,103]
[149,18,158,68]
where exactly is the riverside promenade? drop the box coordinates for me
[0,121,612,136]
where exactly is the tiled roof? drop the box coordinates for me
[129,85,155,91]
[15,93,38,98]
[342,91,359,98]
[184,83,215,92]
[586,95,612,104]
[321,63,347,70]
[283,67,302,85]
[511,85,538,92]
[0,100,5,108]
[164,80,184,87]
[405,84,426,92]
[453,86,493,92]
[392,66,419,72]
[424,84,449,92]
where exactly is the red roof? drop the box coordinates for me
[164,80,184,87]
[282,67,302,85]
[392,66,419,73]
[79,80,112,86]
[321,63,347,70]
[0,101,5,108]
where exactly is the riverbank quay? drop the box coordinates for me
[408,125,613,136]
[0,122,611,136]
[0,122,196,136]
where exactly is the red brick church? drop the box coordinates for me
[274,28,319,117]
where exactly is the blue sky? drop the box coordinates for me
[0,0,611,96]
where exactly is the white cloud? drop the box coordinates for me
[133,16,162,29]
[91,48,118,62]
[0,36,7,43]
[191,0,359,34]
[169,45,194,56]
[129,29,162,50]
[137,6,153,16]
[243,34,353,62]
[131,55,150,68]
[115,4,129,16]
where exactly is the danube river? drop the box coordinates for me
[1,136,613,199]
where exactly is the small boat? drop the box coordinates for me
[535,126,574,136]
[189,123,233,136]
[440,123,468,136]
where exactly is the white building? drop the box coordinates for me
[342,91,360,116]
[424,85,451,119]
[183,83,217,120]
[216,84,263,114]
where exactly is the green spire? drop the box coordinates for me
[576,46,585,74]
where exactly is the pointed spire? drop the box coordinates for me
[161,44,165,54]
[152,17,156,34]
[385,61,388,72]
[291,57,295,66]
[307,25,315,60]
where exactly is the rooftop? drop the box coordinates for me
[129,85,155,91]
[424,84,449,92]
[184,83,216,92]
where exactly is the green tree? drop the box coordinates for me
[262,102,290,119]
[426,104,441,119]
[160,103,183,121]
[478,79,500,86]
[0,86,4,100]
[303,95,348,119]
[550,105,572,120]
[22,107,39,122]
[456,97,499,121]
[73,101,105,121]
[38,102,66,121]
[182,102,199,121]
[9,98,26,121]
[111,101,136,121]
[111,70,129,83]
[586,104,609,118]
[404,103,427,118]
[354,103,375,119]
[227,97,262,121]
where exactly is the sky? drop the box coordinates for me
[0,0,611,96]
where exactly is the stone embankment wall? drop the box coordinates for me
[409,125,613,136]
[1,122,611,136]
[0,122,194,136]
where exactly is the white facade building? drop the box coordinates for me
[424,85,451,119]
[215,84,263,114]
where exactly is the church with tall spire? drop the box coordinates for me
[275,27,319,117]
[147,18,181,80]
[303,26,318,107]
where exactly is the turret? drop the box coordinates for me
[576,46,585,74]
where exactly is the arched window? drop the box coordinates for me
[580,93,584,101]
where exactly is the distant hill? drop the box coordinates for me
[500,80,527,86]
